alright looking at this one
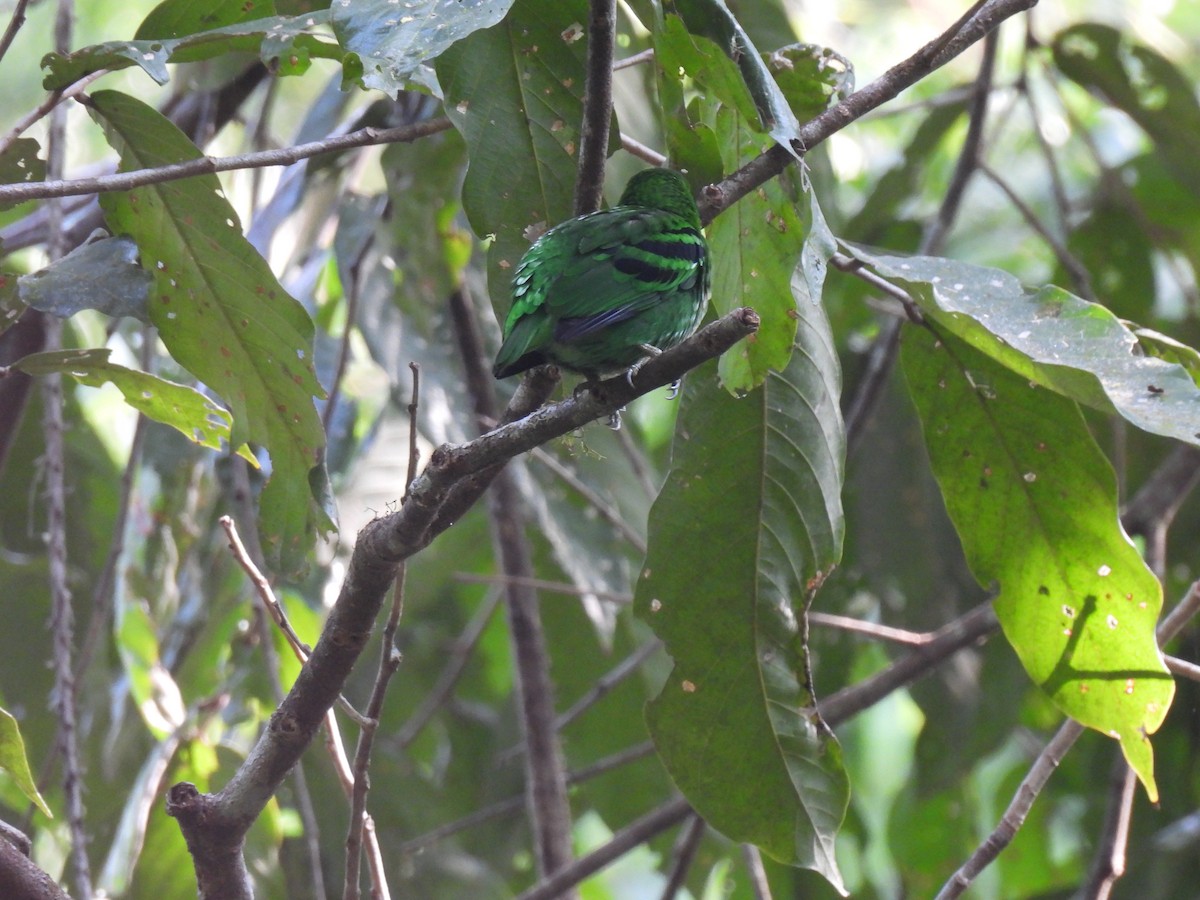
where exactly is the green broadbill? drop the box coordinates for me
[492,168,710,381]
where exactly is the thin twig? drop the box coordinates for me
[808,611,935,646]
[453,572,633,604]
[939,576,1200,897]
[1080,757,1137,899]
[515,797,693,900]
[344,366,421,900]
[976,162,1095,301]
[742,844,774,900]
[0,0,30,66]
[497,639,663,767]
[529,445,647,553]
[657,814,705,900]
[575,0,616,215]
[396,741,657,856]
[0,116,454,204]
[844,27,998,451]
[395,586,504,748]
[0,72,107,161]
[44,1,91,893]
[696,0,1039,225]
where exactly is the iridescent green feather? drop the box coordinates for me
[493,168,710,380]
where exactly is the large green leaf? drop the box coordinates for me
[901,326,1173,799]
[88,90,329,572]
[13,348,239,454]
[136,0,276,39]
[0,706,51,818]
[332,0,513,97]
[849,248,1200,448]
[435,0,612,309]
[635,272,847,888]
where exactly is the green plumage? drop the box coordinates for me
[492,168,710,381]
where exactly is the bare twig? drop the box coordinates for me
[0,116,454,204]
[515,797,693,900]
[657,814,705,900]
[697,0,1039,225]
[844,27,999,451]
[343,366,421,900]
[1080,758,1137,900]
[0,0,30,66]
[529,445,647,552]
[742,844,774,900]
[575,0,616,215]
[808,611,935,646]
[43,2,92,893]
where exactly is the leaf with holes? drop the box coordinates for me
[635,276,847,889]
[87,90,329,572]
[849,248,1200,449]
[333,0,513,97]
[13,348,240,454]
[902,326,1173,799]
[0,138,45,210]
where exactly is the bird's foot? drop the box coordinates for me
[666,379,682,399]
[607,408,625,430]
[624,344,664,387]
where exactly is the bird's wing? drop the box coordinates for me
[543,207,706,340]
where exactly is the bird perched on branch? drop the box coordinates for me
[492,168,710,386]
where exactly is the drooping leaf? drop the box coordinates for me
[665,0,804,158]
[435,0,615,312]
[19,236,152,322]
[0,138,45,210]
[848,248,1200,448]
[709,109,801,389]
[635,278,847,888]
[902,326,1173,799]
[42,12,339,90]
[87,90,329,572]
[0,706,51,818]
[12,348,241,454]
[332,0,513,97]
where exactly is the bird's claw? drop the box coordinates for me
[607,408,625,430]
[666,379,682,399]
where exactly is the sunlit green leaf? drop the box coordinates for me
[0,707,51,818]
[850,248,1200,448]
[13,347,240,453]
[88,90,329,572]
[902,326,1173,799]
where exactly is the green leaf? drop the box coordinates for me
[87,90,329,572]
[136,0,277,39]
[12,348,239,453]
[435,0,611,308]
[0,138,45,209]
[332,0,513,97]
[19,236,152,322]
[666,0,803,157]
[901,326,1173,799]
[848,248,1200,448]
[635,286,847,887]
[1058,203,1155,322]
[765,43,854,124]
[41,12,340,90]
[1053,24,1200,199]
[709,109,801,390]
[0,706,51,818]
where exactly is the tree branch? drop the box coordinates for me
[574,0,616,215]
[696,0,1039,226]
[164,309,758,893]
